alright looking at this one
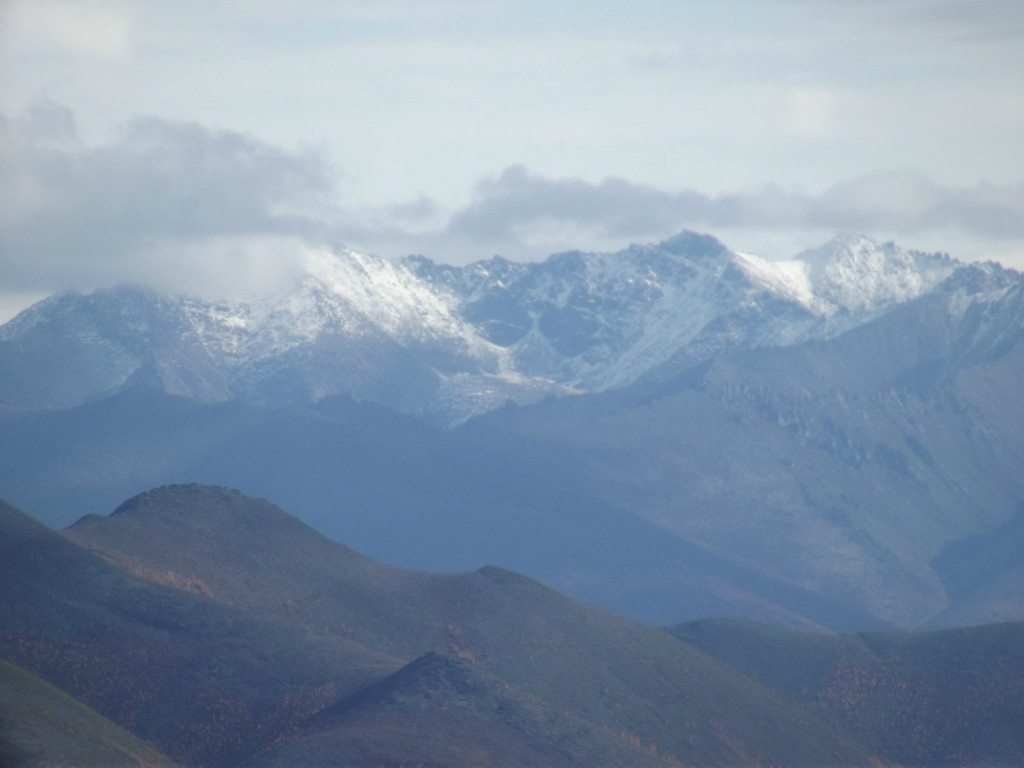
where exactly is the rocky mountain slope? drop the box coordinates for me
[0,232,962,425]
[457,258,1024,628]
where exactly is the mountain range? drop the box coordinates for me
[1,231,1022,632]
[3,484,1022,767]
[0,231,966,425]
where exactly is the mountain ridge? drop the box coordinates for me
[0,231,972,424]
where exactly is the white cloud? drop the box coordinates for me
[0,102,339,296]
[2,102,1022,325]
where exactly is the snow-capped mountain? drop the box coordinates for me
[3,230,1023,632]
[0,231,997,424]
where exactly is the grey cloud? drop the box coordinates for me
[4,103,1022,300]
[809,172,1024,237]
[387,195,438,223]
[448,165,713,241]
[444,166,1024,247]
[0,102,337,292]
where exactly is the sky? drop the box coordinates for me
[2,0,1024,320]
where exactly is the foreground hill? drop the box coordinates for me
[669,618,1024,767]
[0,496,398,767]
[1,487,870,767]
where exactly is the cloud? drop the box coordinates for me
[0,101,339,296]
[3,103,1022,315]
[447,166,702,241]
[442,166,1024,250]
[811,172,1024,237]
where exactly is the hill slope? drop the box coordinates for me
[0,496,400,766]
[50,484,870,767]
[0,658,176,768]
[668,618,1024,767]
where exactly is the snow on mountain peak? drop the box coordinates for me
[734,251,815,307]
[798,234,956,313]
[300,247,462,339]
[0,230,992,424]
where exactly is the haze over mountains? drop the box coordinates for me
[1,231,1023,632]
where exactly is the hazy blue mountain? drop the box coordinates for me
[457,259,1024,628]
[0,386,872,629]
[1,232,1021,631]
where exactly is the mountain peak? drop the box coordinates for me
[110,483,249,517]
[100,484,316,541]
[799,234,956,313]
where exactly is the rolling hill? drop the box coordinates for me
[2,486,872,767]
